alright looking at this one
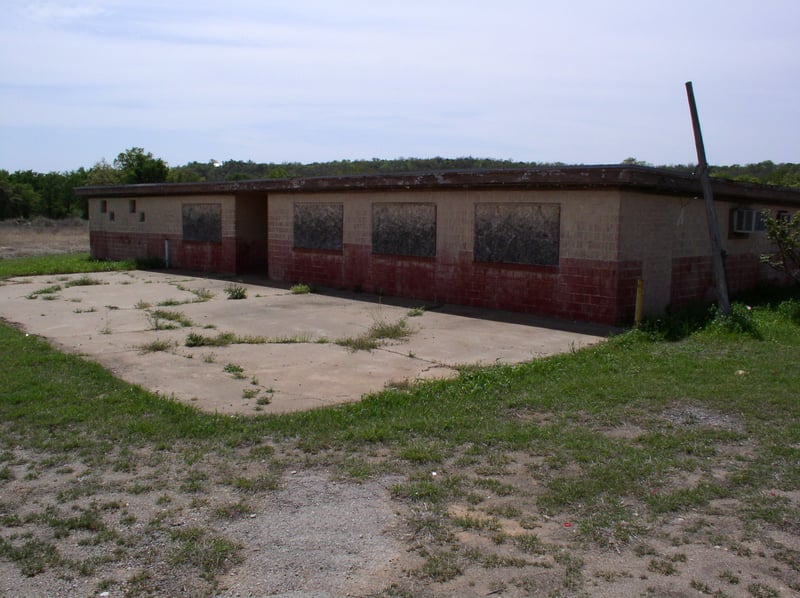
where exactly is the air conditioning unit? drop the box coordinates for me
[732,208,764,233]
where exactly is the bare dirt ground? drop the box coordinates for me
[1,221,798,597]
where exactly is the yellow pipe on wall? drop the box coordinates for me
[635,279,645,327]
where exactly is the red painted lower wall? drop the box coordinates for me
[93,233,787,325]
[670,253,789,307]
[272,240,642,324]
[91,231,237,274]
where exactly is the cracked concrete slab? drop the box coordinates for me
[0,270,612,415]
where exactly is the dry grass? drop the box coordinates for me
[0,218,89,258]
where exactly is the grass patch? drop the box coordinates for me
[228,473,281,493]
[168,527,243,579]
[0,253,135,281]
[419,550,462,582]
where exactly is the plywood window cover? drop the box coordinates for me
[474,202,560,267]
[182,203,222,243]
[293,202,343,252]
[372,202,436,258]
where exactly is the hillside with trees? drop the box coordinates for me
[2,149,799,221]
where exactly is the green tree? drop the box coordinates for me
[87,159,123,186]
[761,210,800,285]
[113,147,169,184]
[0,170,40,219]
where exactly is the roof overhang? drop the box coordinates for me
[74,165,800,206]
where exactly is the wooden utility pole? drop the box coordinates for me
[685,81,731,316]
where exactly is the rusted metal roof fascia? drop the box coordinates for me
[73,166,800,205]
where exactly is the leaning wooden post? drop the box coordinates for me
[685,81,731,316]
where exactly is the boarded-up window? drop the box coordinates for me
[372,203,436,257]
[293,203,343,251]
[182,203,222,243]
[474,203,560,266]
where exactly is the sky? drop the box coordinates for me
[1,1,798,173]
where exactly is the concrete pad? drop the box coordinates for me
[0,271,614,415]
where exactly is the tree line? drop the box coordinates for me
[2,148,799,221]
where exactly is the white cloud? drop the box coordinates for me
[22,1,108,21]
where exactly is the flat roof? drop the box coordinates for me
[75,164,800,205]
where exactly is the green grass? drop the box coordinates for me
[0,253,135,280]
[3,291,799,468]
[2,253,800,590]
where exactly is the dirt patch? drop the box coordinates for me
[0,444,416,597]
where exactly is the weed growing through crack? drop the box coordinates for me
[223,363,246,379]
[407,307,425,317]
[269,334,313,344]
[137,339,177,354]
[158,287,214,307]
[27,284,62,299]
[185,331,313,347]
[190,287,213,301]
[336,317,411,351]
[64,275,105,287]
[290,283,311,294]
[186,332,237,347]
[224,284,247,300]
[157,298,185,307]
[147,309,193,330]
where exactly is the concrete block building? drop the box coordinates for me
[76,165,800,325]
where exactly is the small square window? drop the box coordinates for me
[129,199,136,213]
[139,212,146,223]
[100,200,108,213]
[109,211,115,221]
